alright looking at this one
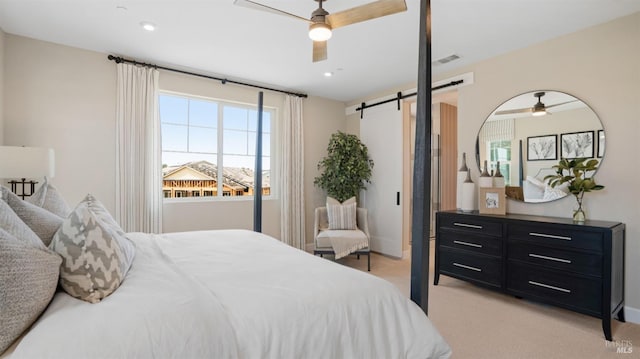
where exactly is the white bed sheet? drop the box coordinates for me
[9,229,451,359]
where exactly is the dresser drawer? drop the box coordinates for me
[508,262,601,315]
[440,248,501,287]
[440,231,502,256]
[438,214,502,237]
[508,241,602,277]
[508,223,602,252]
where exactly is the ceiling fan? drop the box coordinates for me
[233,0,407,62]
[495,92,577,117]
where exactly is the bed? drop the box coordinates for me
[3,227,451,358]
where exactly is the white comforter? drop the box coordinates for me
[9,230,451,359]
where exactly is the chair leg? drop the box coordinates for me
[357,254,360,260]
[367,253,371,271]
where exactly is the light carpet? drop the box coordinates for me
[334,242,639,359]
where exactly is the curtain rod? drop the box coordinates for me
[107,55,308,98]
[355,80,464,116]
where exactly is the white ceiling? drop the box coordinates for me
[0,0,639,102]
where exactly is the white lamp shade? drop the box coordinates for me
[0,146,55,179]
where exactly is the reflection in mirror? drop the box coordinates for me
[476,90,604,203]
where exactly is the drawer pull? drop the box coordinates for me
[453,262,482,272]
[454,240,483,248]
[528,280,571,293]
[454,222,483,229]
[529,253,572,264]
[529,232,572,241]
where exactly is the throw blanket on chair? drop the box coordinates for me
[322,230,369,259]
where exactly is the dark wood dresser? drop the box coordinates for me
[434,210,625,341]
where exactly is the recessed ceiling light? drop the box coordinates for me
[140,22,156,32]
[323,72,333,77]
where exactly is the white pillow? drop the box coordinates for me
[50,194,135,303]
[523,176,545,200]
[326,196,357,230]
[526,175,546,188]
[543,185,568,201]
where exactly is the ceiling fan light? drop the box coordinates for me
[532,102,547,116]
[309,23,332,41]
[532,109,547,116]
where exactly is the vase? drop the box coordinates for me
[573,192,586,223]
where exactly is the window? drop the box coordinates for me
[487,140,511,186]
[160,93,273,200]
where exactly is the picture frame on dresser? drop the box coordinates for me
[478,187,506,215]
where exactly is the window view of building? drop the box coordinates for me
[160,93,272,199]
[162,161,270,198]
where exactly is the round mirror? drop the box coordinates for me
[475,90,604,203]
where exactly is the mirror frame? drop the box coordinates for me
[475,90,604,203]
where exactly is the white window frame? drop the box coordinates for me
[160,91,277,202]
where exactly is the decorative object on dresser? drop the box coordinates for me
[478,187,506,215]
[544,158,604,223]
[434,210,625,341]
[478,160,493,188]
[457,152,469,210]
[0,146,55,199]
[460,169,475,212]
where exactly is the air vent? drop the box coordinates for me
[432,54,460,66]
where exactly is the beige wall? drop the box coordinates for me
[304,96,348,246]
[4,35,116,209]
[435,12,640,313]
[0,28,5,144]
[3,34,347,242]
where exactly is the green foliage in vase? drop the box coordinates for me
[544,158,605,196]
[314,131,374,202]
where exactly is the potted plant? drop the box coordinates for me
[314,131,374,202]
[544,158,604,223]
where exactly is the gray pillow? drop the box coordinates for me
[0,228,62,353]
[0,199,44,249]
[1,187,63,246]
[50,194,135,304]
[26,177,71,218]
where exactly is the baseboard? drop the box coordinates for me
[624,305,640,324]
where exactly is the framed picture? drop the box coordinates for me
[478,187,506,215]
[560,131,594,159]
[527,134,557,161]
[597,130,605,158]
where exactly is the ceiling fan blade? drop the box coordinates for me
[327,0,407,29]
[313,41,328,62]
[545,100,579,109]
[233,0,311,23]
[494,108,533,116]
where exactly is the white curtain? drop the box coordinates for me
[479,118,515,143]
[115,63,162,233]
[280,95,305,249]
